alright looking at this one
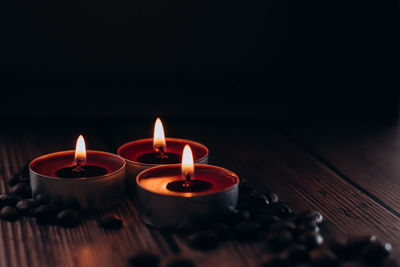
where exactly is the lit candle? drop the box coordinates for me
[136,145,239,229]
[29,135,126,211]
[118,118,209,191]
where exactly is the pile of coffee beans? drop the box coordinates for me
[128,178,395,267]
[0,164,122,230]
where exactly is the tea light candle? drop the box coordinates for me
[118,118,209,191]
[136,145,239,229]
[29,135,126,211]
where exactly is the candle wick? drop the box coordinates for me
[185,173,191,182]
[73,160,84,172]
[155,146,168,159]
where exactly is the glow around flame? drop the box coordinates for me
[153,118,166,152]
[181,145,194,178]
[74,135,87,166]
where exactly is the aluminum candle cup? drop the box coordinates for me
[29,150,126,211]
[136,164,239,229]
[118,138,209,191]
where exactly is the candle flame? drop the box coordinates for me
[181,145,194,179]
[74,135,87,166]
[153,118,166,152]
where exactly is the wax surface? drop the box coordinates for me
[136,152,180,164]
[137,164,239,197]
[55,165,108,178]
[118,138,208,164]
[30,150,125,178]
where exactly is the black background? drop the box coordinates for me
[0,0,398,121]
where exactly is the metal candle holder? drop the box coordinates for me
[29,150,126,211]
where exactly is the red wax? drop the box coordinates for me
[30,150,124,179]
[118,138,208,165]
[137,164,239,197]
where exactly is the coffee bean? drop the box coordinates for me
[284,244,308,264]
[57,209,80,227]
[267,193,279,204]
[297,221,320,233]
[268,231,293,251]
[128,252,160,267]
[269,221,297,234]
[260,253,289,267]
[255,214,281,229]
[329,240,349,260]
[99,214,122,230]
[271,204,292,219]
[363,242,392,264]
[0,206,19,221]
[296,211,323,225]
[0,193,20,208]
[189,230,219,250]
[299,232,324,249]
[239,179,255,195]
[165,256,195,267]
[234,221,261,242]
[346,235,377,256]
[32,203,59,224]
[211,222,231,241]
[221,209,251,225]
[34,194,49,205]
[16,199,37,215]
[11,183,32,198]
[8,174,21,187]
[309,249,338,267]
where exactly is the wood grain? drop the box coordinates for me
[0,121,399,267]
[282,122,400,217]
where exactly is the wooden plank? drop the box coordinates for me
[0,120,399,267]
[281,122,400,217]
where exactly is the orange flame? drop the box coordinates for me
[181,145,194,179]
[153,118,166,152]
[74,135,87,166]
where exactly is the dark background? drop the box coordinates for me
[0,0,398,121]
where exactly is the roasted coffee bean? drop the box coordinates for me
[32,203,59,224]
[57,209,80,227]
[296,211,323,225]
[128,252,160,267]
[268,231,293,251]
[99,214,122,230]
[260,253,289,267]
[34,194,49,205]
[346,235,377,256]
[0,193,20,208]
[0,206,19,221]
[269,221,297,234]
[272,204,292,219]
[363,241,392,264]
[329,240,349,260]
[16,199,37,215]
[221,209,251,225]
[8,174,21,187]
[239,179,255,195]
[189,230,219,250]
[165,256,195,267]
[255,214,281,229]
[234,221,261,242]
[299,232,323,249]
[267,193,279,204]
[11,183,32,198]
[309,249,338,267]
[284,244,308,264]
[297,221,320,233]
[211,222,231,241]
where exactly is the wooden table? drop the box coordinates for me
[1,119,399,267]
